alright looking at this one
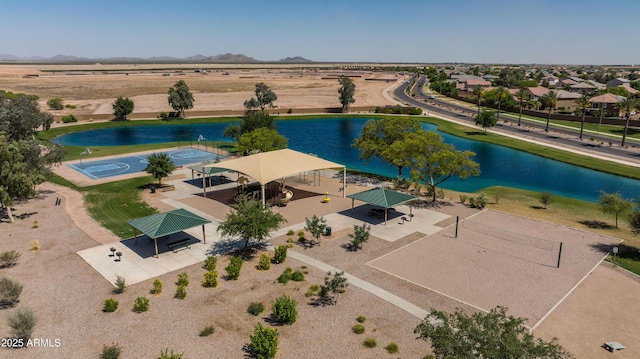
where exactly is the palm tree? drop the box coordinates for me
[494,86,509,124]
[472,86,485,116]
[540,90,559,132]
[515,87,528,126]
[618,97,639,147]
[575,94,591,139]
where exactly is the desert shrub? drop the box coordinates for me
[304,290,314,297]
[152,279,163,295]
[273,245,287,264]
[0,276,23,305]
[459,194,468,204]
[309,284,319,292]
[356,315,366,323]
[225,256,243,280]
[176,272,189,287]
[250,323,278,359]
[277,267,293,284]
[7,306,36,339]
[47,98,64,110]
[272,294,297,325]
[101,342,121,359]
[362,338,377,348]
[159,112,168,120]
[348,222,371,250]
[291,270,305,282]
[31,220,39,228]
[204,256,217,271]
[65,104,76,109]
[0,250,21,268]
[297,230,305,237]
[133,296,150,312]
[539,191,552,209]
[157,349,185,359]
[29,240,40,251]
[103,298,119,312]
[199,325,215,337]
[113,275,126,294]
[352,323,365,334]
[202,271,218,288]
[385,342,399,354]
[247,302,265,316]
[175,285,187,299]
[257,253,271,270]
[286,229,295,236]
[470,193,488,209]
[62,114,78,123]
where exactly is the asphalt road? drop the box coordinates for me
[392,76,640,166]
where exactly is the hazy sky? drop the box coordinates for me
[2,0,638,64]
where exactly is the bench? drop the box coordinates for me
[162,185,176,192]
[603,341,625,352]
[167,238,191,253]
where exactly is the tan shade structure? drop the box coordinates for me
[203,148,346,204]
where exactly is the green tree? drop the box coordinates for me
[244,82,277,112]
[628,210,640,235]
[338,75,356,112]
[406,131,480,201]
[575,94,591,139]
[348,222,371,250]
[222,124,242,145]
[352,117,421,180]
[538,191,552,209]
[237,128,288,155]
[320,271,348,304]
[599,191,633,228]
[493,86,509,123]
[305,215,327,245]
[0,92,54,140]
[240,111,276,133]
[475,110,497,133]
[167,80,194,118]
[250,323,278,359]
[144,152,176,186]
[112,96,134,121]
[46,97,64,110]
[540,90,559,132]
[472,86,485,116]
[617,97,639,147]
[216,195,286,248]
[272,294,297,325]
[515,87,528,126]
[414,307,573,359]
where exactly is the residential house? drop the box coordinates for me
[606,78,631,88]
[569,81,596,95]
[589,93,625,117]
[526,86,550,101]
[556,90,581,111]
[558,78,577,87]
[463,79,492,92]
[541,75,559,86]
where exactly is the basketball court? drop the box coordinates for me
[67,148,222,180]
[368,209,621,328]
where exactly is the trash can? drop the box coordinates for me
[150,187,156,193]
[325,227,332,236]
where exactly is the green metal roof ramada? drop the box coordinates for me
[347,188,417,208]
[127,208,211,238]
[188,161,229,176]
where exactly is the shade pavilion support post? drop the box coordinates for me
[385,208,388,225]
[154,238,159,258]
[202,172,206,196]
[261,184,266,206]
[343,167,346,197]
[351,198,354,212]
[202,224,206,244]
[191,169,194,180]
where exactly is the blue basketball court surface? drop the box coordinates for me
[68,149,224,180]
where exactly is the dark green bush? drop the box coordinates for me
[0,276,23,305]
[65,104,76,109]
[225,256,243,280]
[133,296,150,312]
[277,267,293,284]
[258,253,271,270]
[0,250,21,268]
[272,294,297,325]
[175,285,186,299]
[247,302,265,316]
[352,323,365,334]
[362,338,377,348]
[385,342,399,354]
[47,98,63,110]
[291,270,304,282]
[152,279,163,295]
[103,298,119,312]
[202,271,218,288]
[204,256,217,271]
[101,342,121,359]
[176,272,189,287]
[250,323,278,359]
[61,114,78,123]
[356,315,366,323]
[274,245,287,264]
[199,325,215,337]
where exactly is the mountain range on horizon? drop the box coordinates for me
[0,53,314,63]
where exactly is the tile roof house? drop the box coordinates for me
[463,79,492,91]
[589,93,625,117]
[569,81,596,94]
[526,86,550,100]
[558,78,577,86]
[556,90,581,111]
[607,78,631,88]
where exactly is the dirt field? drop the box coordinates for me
[0,64,400,119]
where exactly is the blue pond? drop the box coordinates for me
[53,118,640,203]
